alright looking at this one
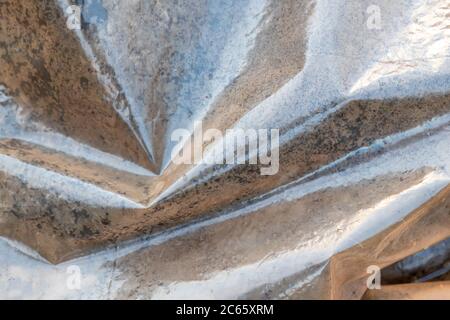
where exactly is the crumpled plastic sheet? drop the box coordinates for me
[0,0,449,299]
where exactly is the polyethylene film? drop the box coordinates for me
[0,0,449,299]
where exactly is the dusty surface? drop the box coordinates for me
[0,0,154,170]
[110,170,431,299]
[0,0,449,299]
[1,91,449,263]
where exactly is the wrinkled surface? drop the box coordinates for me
[0,0,449,299]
